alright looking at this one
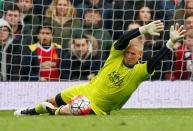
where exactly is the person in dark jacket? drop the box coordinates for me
[61,33,104,80]
[15,0,40,44]
[76,0,113,31]
[81,7,112,59]
[0,18,14,81]
[3,4,23,80]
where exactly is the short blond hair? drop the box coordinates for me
[127,37,144,51]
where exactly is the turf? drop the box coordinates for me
[1,109,193,131]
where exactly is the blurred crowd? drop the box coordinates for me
[0,0,192,81]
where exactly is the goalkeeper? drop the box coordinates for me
[14,20,186,115]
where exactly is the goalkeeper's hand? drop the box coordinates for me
[166,23,186,50]
[139,20,164,36]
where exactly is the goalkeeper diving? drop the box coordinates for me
[14,20,186,116]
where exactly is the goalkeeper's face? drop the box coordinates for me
[123,46,143,66]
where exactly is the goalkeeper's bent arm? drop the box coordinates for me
[114,20,164,50]
[147,23,186,74]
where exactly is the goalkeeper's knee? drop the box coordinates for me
[35,101,56,114]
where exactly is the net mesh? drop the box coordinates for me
[0,0,192,81]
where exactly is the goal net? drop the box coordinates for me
[0,0,193,109]
[0,0,192,81]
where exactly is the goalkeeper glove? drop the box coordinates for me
[166,23,186,50]
[139,20,164,36]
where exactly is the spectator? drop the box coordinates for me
[134,4,154,24]
[173,14,193,50]
[184,14,193,30]
[81,7,112,59]
[134,4,157,49]
[113,1,154,40]
[15,0,40,45]
[61,33,103,80]
[174,0,193,24]
[156,0,184,21]
[3,3,22,80]
[76,0,113,31]
[4,3,21,37]
[165,29,193,80]
[21,24,62,81]
[44,0,81,49]
[0,18,13,80]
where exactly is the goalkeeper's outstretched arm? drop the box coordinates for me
[147,23,186,74]
[114,20,164,50]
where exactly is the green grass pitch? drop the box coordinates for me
[1,109,193,131]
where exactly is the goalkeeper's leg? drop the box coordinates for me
[14,93,67,116]
[14,95,62,116]
[14,100,56,116]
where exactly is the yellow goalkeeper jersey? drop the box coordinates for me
[61,46,151,115]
